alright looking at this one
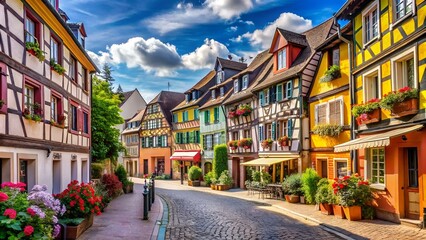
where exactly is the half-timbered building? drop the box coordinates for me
[139,91,184,178]
[0,0,97,193]
[250,19,336,181]
[334,0,426,224]
[222,51,273,188]
[121,109,145,177]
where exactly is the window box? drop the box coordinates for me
[236,104,252,117]
[379,86,419,117]
[320,65,341,82]
[51,114,66,128]
[356,108,381,126]
[277,136,289,147]
[23,103,42,122]
[50,59,66,75]
[228,140,238,150]
[352,98,381,125]
[261,139,273,149]
[312,124,343,137]
[228,110,238,119]
[238,138,252,149]
[25,42,45,62]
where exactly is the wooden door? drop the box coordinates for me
[143,159,148,174]
[405,148,420,219]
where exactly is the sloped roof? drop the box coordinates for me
[128,108,145,123]
[217,58,247,71]
[120,89,137,107]
[184,70,216,93]
[148,91,185,125]
[199,88,233,110]
[276,29,308,47]
[253,18,335,91]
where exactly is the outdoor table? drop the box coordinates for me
[267,184,283,199]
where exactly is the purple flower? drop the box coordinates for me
[53,224,61,237]
[29,205,45,219]
[28,185,65,216]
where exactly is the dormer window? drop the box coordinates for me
[220,87,225,97]
[212,89,216,99]
[216,71,224,84]
[242,75,249,90]
[278,48,287,70]
[185,93,191,103]
[234,80,239,93]
[192,90,198,101]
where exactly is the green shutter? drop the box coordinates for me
[157,136,162,146]
[203,135,207,150]
[276,84,283,101]
[214,107,219,122]
[149,137,153,147]
[141,137,145,147]
[259,91,264,106]
[288,119,293,138]
[204,111,209,124]
[259,126,263,141]
[272,122,276,140]
[220,132,225,144]
[286,81,293,98]
[196,131,200,143]
[194,109,199,120]
[189,131,194,143]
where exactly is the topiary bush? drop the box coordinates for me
[188,166,202,181]
[115,164,129,186]
[91,162,104,179]
[301,168,321,204]
[282,174,303,196]
[213,144,228,178]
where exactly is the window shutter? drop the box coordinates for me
[196,131,200,143]
[271,86,276,103]
[214,108,219,121]
[259,91,264,106]
[149,137,153,147]
[141,137,145,147]
[258,126,263,141]
[286,81,293,98]
[175,134,179,144]
[203,135,207,150]
[288,119,293,138]
[276,85,283,101]
[220,132,225,144]
[272,122,276,140]
[314,105,319,125]
[186,132,190,143]
[157,136,162,146]
[339,99,344,125]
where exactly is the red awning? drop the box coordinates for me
[170,150,201,161]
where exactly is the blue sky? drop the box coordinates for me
[61,0,346,102]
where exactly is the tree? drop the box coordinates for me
[100,63,115,91]
[116,84,125,102]
[91,75,124,162]
[213,144,228,178]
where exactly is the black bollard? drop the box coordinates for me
[148,180,152,211]
[142,183,149,220]
[180,161,184,185]
[151,176,155,203]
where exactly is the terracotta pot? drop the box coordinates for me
[188,180,193,186]
[343,205,362,221]
[216,184,230,191]
[319,203,334,215]
[332,204,346,219]
[356,108,381,125]
[63,214,94,240]
[285,195,300,203]
[210,184,215,190]
[391,98,418,117]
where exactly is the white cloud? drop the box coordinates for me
[228,26,238,32]
[176,2,193,9]
[204,0,253,19]
[239,19,254,25]
[240,12,312,49]
[230,35,243,43]
[87,50,113,69]
[182,38,237,70]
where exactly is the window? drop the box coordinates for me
[205,135,213,150]
[370,148,385,185]
[278,120,288,137]
[234,80,239,93]
[335,159,348,178]
[70,56,77,82]
[315,98,344,125]
[183,111,188,122]
[185,93,191,102]
[392,50,416,90]
[259,91,264,106]
[329,47,340,67]
[70,103,78,131]
[152,104,159,113]
[232,131,238,140]
[266,123,273,139]
[25,12,39,44]
[363,1,379,44]
[285,81,293,99]
[192,91,198,100]
[242,75,249,90]
[173,113,178,123]
[211,89,216,99]
[276,84,283,101]
[162,135,168,147]
[82,68,88,91]
[363,69,380,102]
[83,110,89,134]
[50,36,60,63]
[24,85,35,113]
[194,109,199,120]
[23,79,42,116]
[220,87,225,97]
[0,62,7,113]
[49,0,57,9]
[213,133,220,146]
[194,131,200,143]
[395,0,413,21]
[264,89,270,105]
[213,107,219,123]
[244,129,251,138]
[216,71,224,84]
[277,48,287,70]
[51,95,59,122]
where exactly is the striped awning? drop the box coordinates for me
[334,124,423,152]
[240,157,296,167]
[170,151,201,161]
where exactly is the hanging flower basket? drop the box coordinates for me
[379,86,419,117]
[228,140,238,150]
[236,104,253,117]
[261,139,273,149]
[238,138,253,149]
[277,136,289,147]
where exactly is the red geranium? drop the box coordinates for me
[4,208,17,219]
[27,208,36,216]
[23,225,34,236]
[0,192,8,202]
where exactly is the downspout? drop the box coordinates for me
[298,73,303,173]
[335,17,358,173]
[89,72,93,181]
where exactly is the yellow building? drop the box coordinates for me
[309,25,352,179]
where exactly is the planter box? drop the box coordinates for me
[391,98,418,117]
[332,204,346,219]
[356,108,381,125]
[62,214,94,240]
[124,183,134,194]
[192,180,200,187]
[319,203,334,215]
[210,184,216,190]
[188,180,193,186]
[285,195,300,203]
[343,206,362,221]
[216,184,230,191]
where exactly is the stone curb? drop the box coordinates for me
[155,195,169,240]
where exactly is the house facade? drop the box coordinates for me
[121,109,144,177]
[139,91,184,177]
[170,70,215,179]
[223,51,273,188]
[199,58,247,175]
[251,19,336,182]
[0,0,97,193]
[335,0,426,223]
[309,29,352,179]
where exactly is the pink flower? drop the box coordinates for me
[4,208,17,219]
[24,225,34,236]
[0,192,8,202]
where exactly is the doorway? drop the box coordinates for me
[404,147,419,219]
[19,159,35,191]
[143,159,148,175]
[157,158,165,176]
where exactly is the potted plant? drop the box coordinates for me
[352,98,381,125]
[261,139,273,149]
[315,178,334,215]
[228,140,238,150]
[236,104,253,117]
[380,86,419,117]
[23,103,43,122]
[301,168,320,204]
[25,41,45,62]
[188,166,202,187]
[50,59,66,75]
[277,136,289,147]
[332,174,372,221]
[238,138,253,149]
[320,65,341,82]
[217,170,233,191]
[312,124,343,137]
[204,171,214,187]
[210,178,218,190]
[282,174,303,203]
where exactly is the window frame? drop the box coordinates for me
[211,89,216,100]
[334,158,349,178]
[82,67,89,92]
[278,120,289,138]
[242,75,249,90]
[314,96,344,126]
[391,46,417,91]
[392,0,415,25]
[69,100,80,134]
[234,79,239,93]
[194,109,199,120]
[264,89,270,105]
[0,62,7,114]
[82,107,90,136]
[220,87,225,97]
[70,55,78,83]
[329,47,340,67]
[24,10,41,45]
[362,66,381,102]
[362,0,380,47]
[369,148,386,187]
[277,47,287,70]
[216,71,224,84]
[50,90,63,124]
[50,34,62,65]
[23,77,43,119]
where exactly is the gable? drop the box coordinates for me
[271,33,288,53]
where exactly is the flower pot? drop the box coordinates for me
[319,203,334,215]
[63,214,94,240]
[216,184,230,191]
[342,206,362,221]
[332,204,346,219]
[391,98,418,117]
[188,180,193,186]
[124,183,134,194]
[210,184,215,190]
[284,195,300,203]
[356,108,381,125]
[192,180,200,187]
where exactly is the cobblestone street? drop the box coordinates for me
[156,181,341,240]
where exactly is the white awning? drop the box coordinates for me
[334,124,423,152]
[240,157,296,167]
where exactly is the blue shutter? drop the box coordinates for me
[286,81,293,98]
[272,122,276,140]
[276,84,283,101]
[259,91,264,106]
[288,119,293,138]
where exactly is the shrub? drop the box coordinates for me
[261,171,271,184]
[92,182,111,212]
[282,174,303,196]
[315,178,333,204]
[188,166,202,181]
[301,168,320,204]
[213,144,228,178]
[218,170,233,185]
[101,174,123,198]
[114,164,129,187]
[252,171,261,182]
[91,163,104,179]
[204,171,215,185]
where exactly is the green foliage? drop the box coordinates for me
[100,64,115,91]
[204,171,215,185]
[91,75,124,162]
[218,170,233,185]
[25,41,45,62]
[92,181,111,212]
[315,178,333,204]
[0,99,4,108]
[58,218,85,226]
[49,59,66,75]
[261,172,271,184]
[282,174,303,196]
[362,205,375,220]
[312,124,343,137]
[252,171,261,182]
[155,174,171,180]
[91,163,104,179]
[301,168,320,204]
[332,175,373,207]
[114,164,129,188]
[379,87,419,111]
[188,166,202,181]
[213,144,228,178]
[351,98,380,117]
[320,65,341,82]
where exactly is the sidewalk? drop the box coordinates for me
[158,180,426,240]
[79,180,163,240]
